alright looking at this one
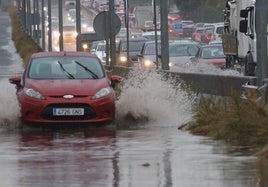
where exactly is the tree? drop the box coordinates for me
[173,0,224,22]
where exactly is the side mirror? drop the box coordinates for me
[9,76,21,85]
[239,20,248,33]
[9,76,22,89]
[110,75,122,88]
[240,9,248,18]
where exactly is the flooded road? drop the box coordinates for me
[0,124,262,187]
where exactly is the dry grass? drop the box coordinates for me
[187,95,268,157]
[7,7,42,67]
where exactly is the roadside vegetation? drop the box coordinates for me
[7,5,268,160]
[173,0,225,22]
[7,7,42,67]
[187,95,268,159]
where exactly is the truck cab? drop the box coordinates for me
[239,1,268,76]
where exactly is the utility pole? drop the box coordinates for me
[153,0,159,69]
[160,0,169,70]
[41,0,45,50]
[124,0,129,66]
[109,0,116,68]
[76,0,81,51]
[59,0,63,51]
[256,0,268,86]
[47,0,52,51]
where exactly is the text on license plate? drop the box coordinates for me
[53,108,84,116]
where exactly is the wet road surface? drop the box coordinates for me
[0,125,262,187]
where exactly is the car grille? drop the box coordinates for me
[41,103,96,120]
[130,56,138,63]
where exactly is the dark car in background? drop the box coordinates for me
[116,37,149,66]
[190,44,226,68]
[137,40,161,69]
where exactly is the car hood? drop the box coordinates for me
[169,56,193,65]
[120,51,141,57]
[142,54,157,62]
[199,58,226,67]
[25,78,110,96]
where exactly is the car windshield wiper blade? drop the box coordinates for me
[73,60,99,79]
[57,61,75,79]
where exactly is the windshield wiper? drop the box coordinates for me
[57,61,75,79]
[73,60,99,79]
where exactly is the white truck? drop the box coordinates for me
[222,0,257,76]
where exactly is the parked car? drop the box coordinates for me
[9,51,121,125]
[168,41,200,70]
[116,37,149,66]
[190,44,226,68]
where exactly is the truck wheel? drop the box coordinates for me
[244,53,256,76]
[226,55,235,69]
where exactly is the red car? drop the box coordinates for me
[190,44,226,68]
[9,51,121,125]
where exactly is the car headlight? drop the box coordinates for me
[53,31,60,38]
[82,43,88,50]
[24,88,45,99]
[92,87,111,99]
[144,59,154,67]
[82,23,87,28]
[169,62,174,67]
[120,55,128,63]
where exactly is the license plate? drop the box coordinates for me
[53,108,84,116]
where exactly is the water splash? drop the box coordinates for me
[0,78,21,129]
[115,68,196,127]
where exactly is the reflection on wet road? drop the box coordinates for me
[0,125,264,187]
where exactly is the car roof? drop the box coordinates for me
[120,37,149,42]
[200,44,223,48]
[31,51,97,59]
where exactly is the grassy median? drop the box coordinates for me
[187,95,268,158]
[7,7,42,67]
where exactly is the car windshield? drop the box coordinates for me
[28,57,105,79]
[120,40,146,52]
[169,44,199,57]
[201,46,225,59]
[216,26,224,34]
[144,43,161,55]
[96,44,106,51]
